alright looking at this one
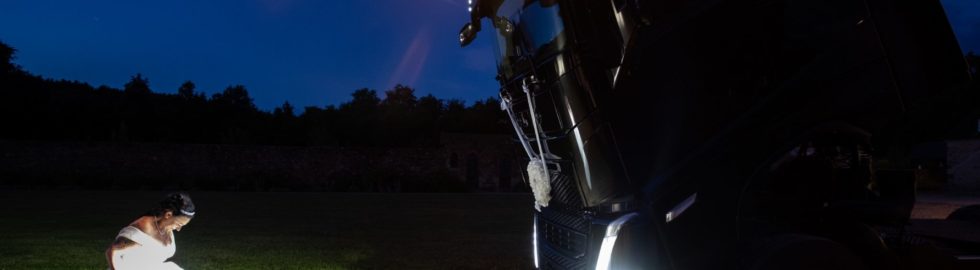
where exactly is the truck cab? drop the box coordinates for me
[461,0,975,269]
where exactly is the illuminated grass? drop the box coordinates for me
[0,191,534,269]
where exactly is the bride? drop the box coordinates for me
[106,192,196,270]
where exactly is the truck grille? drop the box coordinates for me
[539,202,590,232]
[535,161,594,269]
[541,243,591,270]
[542,219,589,257]
[537,202,591,269]
[549,171,583,209]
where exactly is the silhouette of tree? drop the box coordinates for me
[417,94,444,146]
[274,101,296,117]
[211,85,256,110]
[442,99,467,132]
[464,97,508,133]
[0,40,518,147]
[338,88,381,146]
[177,80,200,100]
[380,85,419,146]
[0,41,14,73]
[345,88,381,113]
[207,85,260,144]
[300,104,340,146]
[382,84,418,108]
[123,73,152,95]
[269,101,298,145]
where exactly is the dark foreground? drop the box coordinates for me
[0,191,534,269]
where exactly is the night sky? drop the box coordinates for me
[0,0,977,111]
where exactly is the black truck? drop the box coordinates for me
[460,0,977,269]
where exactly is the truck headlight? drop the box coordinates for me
[596,213,639,270]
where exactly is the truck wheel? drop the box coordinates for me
[947,204,980,222]
[748,234,866,270]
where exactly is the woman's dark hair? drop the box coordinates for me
[146,192,196,218]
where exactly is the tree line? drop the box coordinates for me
[0,41,509,147]
[3,38,979,147]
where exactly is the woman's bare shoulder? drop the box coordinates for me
[129,216,157,235]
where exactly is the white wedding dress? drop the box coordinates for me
[110,226,183,270]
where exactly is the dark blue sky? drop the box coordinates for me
[0,0,499,110]
[1,0,977,111]
[941,0,980,55]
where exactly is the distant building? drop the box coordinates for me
[439,132,526,192]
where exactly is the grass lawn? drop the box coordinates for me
[0,191,535,269]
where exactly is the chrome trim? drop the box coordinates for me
[565,95,593,189]
[500,95,536,159]
[556,54,568,77]
[604,212,639,238]
[665,193,696,223]
[533,215,541,268]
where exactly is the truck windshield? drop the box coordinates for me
[491,0,566,79]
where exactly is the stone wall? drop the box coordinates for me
[0,135,526,192]
[440,133,526,192]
